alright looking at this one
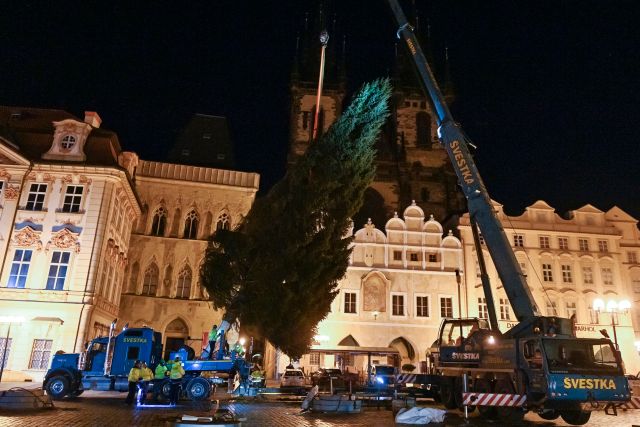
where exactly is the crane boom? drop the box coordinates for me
[387,0,540,322]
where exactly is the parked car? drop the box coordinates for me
[310,368,343,387]
[280,369,306,387]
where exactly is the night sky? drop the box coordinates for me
[2,1,639,219]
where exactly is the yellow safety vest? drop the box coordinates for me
[155,364,168,379]
[170,362,185,379]
[128,367,142,382]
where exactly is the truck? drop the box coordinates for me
[43,325,250,401]
[387,0,631,424]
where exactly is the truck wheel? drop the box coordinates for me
[161,380,172,399]
[493,380,524,423]
[186,377,211,401]
[440,377,457,409]
[560,408,591,425]
[473,379,496,419]
[45,375,70,399]
[539,409,559,420]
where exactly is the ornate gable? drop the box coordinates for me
[42,117,95,162]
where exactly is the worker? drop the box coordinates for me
[208,324,218,360]
[169,356,185,406]
[152,359,168,402]
[125,360,142,405]
[232,340,245,359]
[139,361,153,405]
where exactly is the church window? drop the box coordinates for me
[142,263,159,296]
[216,212,230,231]
[420,187,429,202]
[404,101,410,107]
[151,207,167,237]
[176,266,192,299]
[183,210,199,239]
[420,101,426,109]
[60,135,76,151]
[302,111,309,130]
[416,112,431,147]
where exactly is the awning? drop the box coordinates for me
[309,345,399,355]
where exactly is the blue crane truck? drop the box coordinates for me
[43,326,249,401]
[387,0,631,424]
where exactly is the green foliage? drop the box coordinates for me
[200,79,391,358]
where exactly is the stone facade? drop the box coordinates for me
[459,200,640,373]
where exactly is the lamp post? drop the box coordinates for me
[593,298,631,350]
[0,316,25,383]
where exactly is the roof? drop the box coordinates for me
[309,345,399,355]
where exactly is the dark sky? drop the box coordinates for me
[2,1,639,219]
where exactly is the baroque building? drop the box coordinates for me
[459,200,640,373]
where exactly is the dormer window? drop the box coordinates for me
[60,135,76,151]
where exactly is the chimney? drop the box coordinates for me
[84,111,102,128]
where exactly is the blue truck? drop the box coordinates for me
[387,0,631,424]
[43,326,249,401]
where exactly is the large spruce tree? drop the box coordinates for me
[200,79,391,358]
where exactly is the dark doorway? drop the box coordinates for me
[164,337,185,360]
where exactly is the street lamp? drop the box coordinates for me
[0,316,25,383]
[593,298,631,350]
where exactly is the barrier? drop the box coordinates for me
[462,392,526,407]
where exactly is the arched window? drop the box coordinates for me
[216,212,230,231]
[128,262,139,294]
[151,207,167,237]
[416,111,431,147]
[183,210,199,239]
[142,263,159,296]
[176,266,192,299]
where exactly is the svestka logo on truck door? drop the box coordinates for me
[449,141,474,185]
[563,378,616,390]
[123,337,147,343]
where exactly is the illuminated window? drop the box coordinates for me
[579,239,589,251]
[440,297,453,318]
[46,251,70,290]
[542,263,553,282]
[598,240,609,253]
[142,263,159,296]
[566,302,577,320]
[499,298,511,320]
[151,207,167,236]
[216,212,230,231]
[8,249,32,288]
[344,292,357,314]
[0,338,11,369]
[478,297,488,319]
[513,234,524,247]
[582,266,594,284]
[60,135,76,150]
[183,210,199,239]
[561,264,573,283]
[26,183,47,211]
[392,294,405,316]
[539,236,550,249]
[176,266,192,299]
[416,296,429,317]
[309,352,320,365]
[546,301,557,316]
[558,237,569,250]
[601,267,613,286]
[62,185,83,213]
[28,339,52,370]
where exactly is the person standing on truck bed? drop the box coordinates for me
[169,356,185,406]
[125,360,142,406]
[153,359,168,402]
[208,324,218,360]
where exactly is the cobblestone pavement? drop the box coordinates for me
[0,389,638,426]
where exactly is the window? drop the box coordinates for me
[61,185,83,213]
[579,239,589,251]
[8,249,32,288]
[416,296,429,317]
[598,240,609,253]
[513,234,524,247]
[420,188,429,202]
[428,254,437,263]
[601,267,613,286]
[582,266,594,284]
[627,252,638,264]
[151,207,167,236]
[440,297,453,318]
[26,183,47,211]
[499,298,511,320]
[561,264,573,283]
[566,302,577,320]
[409,253,418,262]
[142,263,159,296]
[478,297,488,319]
[176,266,192,299]
[344,292,357,314]
[539,236,550,249]
[589,308,599,324]
[392,294,405,316]
[127,347,140,360]
[216,212,230,231]
[558,237,569,250]
[546,301,557,316]
[60,135,76,150]
[46,251,70,290]
[183,210,199,239]
[416,111,431,146]
[393,251,402,261]
[542,263,553,282]
[28,339,53,370]
[519,261,528,278]
[309,352,320,365]
[0,338,11,369]
[634,277,640,293]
